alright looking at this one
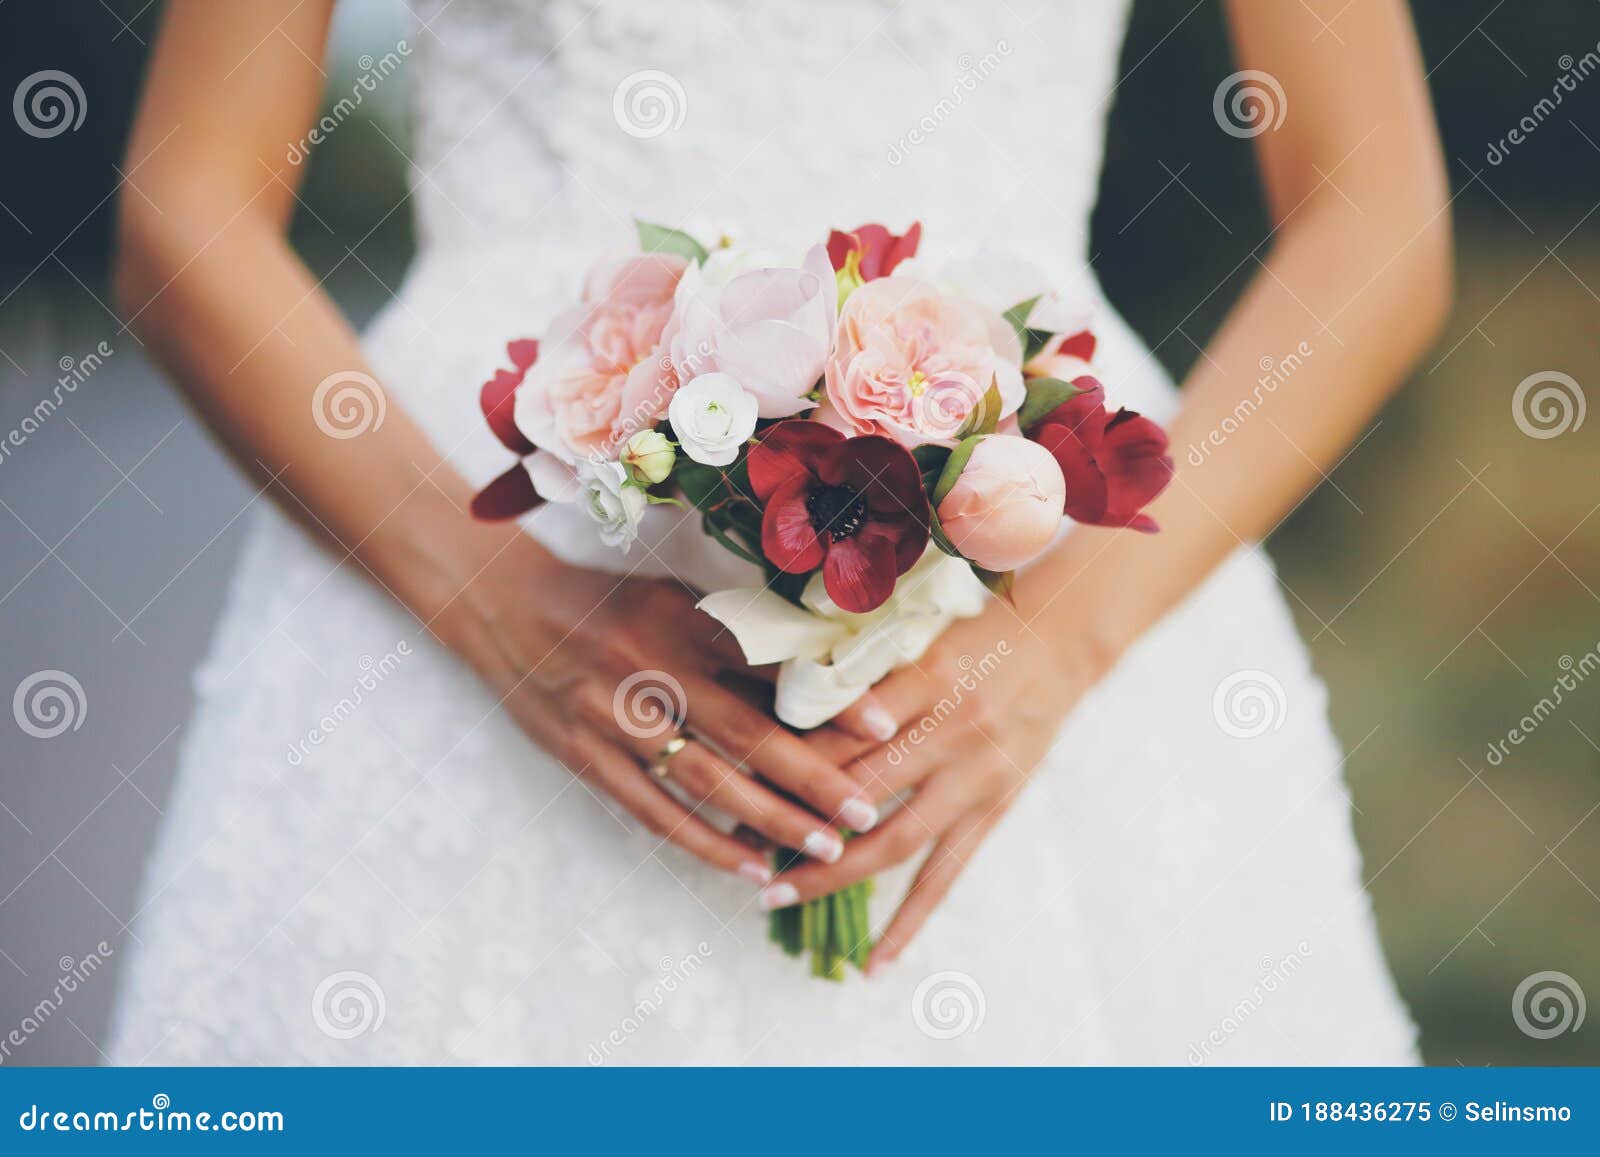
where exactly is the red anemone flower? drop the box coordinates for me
[1028,377,1174,533]
[748,422,930,614]
[825,222,922,282]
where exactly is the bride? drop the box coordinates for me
[106,0,1450,1064]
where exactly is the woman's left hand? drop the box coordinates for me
[758,603,1110,976]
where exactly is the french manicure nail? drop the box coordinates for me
[760,883,799,910]
[738,861,772,885]
[803,829,844,863]
[862,705,899,742]
[840,797,879,833]
[866,958,892,980]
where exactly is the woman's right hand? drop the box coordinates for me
[438,540,880,883]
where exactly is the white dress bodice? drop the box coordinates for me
[405,0,1128,265]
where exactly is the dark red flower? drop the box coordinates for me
[749,422,929,613]
[1029,377,1174,533]
[470,461,541,521]
[479,339,539,455]
[472,339,546,521]
[825,222,922,282]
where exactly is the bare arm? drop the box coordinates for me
[117,0,878,876]
[1020,0,1453,652]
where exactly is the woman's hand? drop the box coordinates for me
[759,602,1110,974]
[440,540,881,883]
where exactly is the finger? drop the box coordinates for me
[843,722,959,804]
[615,730,852,865]
[865,804,1006,977]
[569,730,773,883]
[759,769,975,907]
[732,824,774,854]
[801,665,941,766]
[685,675,881,839]
[830,689,901,745]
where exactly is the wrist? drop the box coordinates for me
[364,487,567,661]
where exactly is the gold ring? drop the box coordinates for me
[647,734,688,780]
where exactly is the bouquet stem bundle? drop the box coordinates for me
[768,844,873,979]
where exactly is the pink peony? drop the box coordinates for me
[936,436,1065,572]
[668,245,836,418]
[514,253,688,464]
[822,277,1024,449]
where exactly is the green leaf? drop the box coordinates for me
[975,567,1016,604]
[927,507,963,558]
[1022,326,1054,363]
[958,379,1004,438]
[635,220,710,265]
[931,435,985,506]
[912,443,951,493]
[701,513,764,567]
[1001,295,1040,342]
[1017,376,1087,432]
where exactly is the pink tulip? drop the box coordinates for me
[936,436,1065,571]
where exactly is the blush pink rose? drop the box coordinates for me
[514,253,688,465]
[822,277,1024,448]
[936,435,1065,572]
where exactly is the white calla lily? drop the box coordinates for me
[697,549,987,729]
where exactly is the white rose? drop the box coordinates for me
[575,458,646,551]
[667,373,759,467]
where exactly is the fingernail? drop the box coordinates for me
[738,861,772,886]
[862,705,899,742]
[866,958,892,980]
[840,796,879,833]
[803,830,844,863]
[760,882,799,910]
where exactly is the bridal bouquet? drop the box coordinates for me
[470,220,1173,977]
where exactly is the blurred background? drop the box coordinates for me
[0,0,1595,1065]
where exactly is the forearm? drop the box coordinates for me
[115,192,548,647]
[1020,186,1451,667]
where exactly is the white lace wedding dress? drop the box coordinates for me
[107,0,1418,1065]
